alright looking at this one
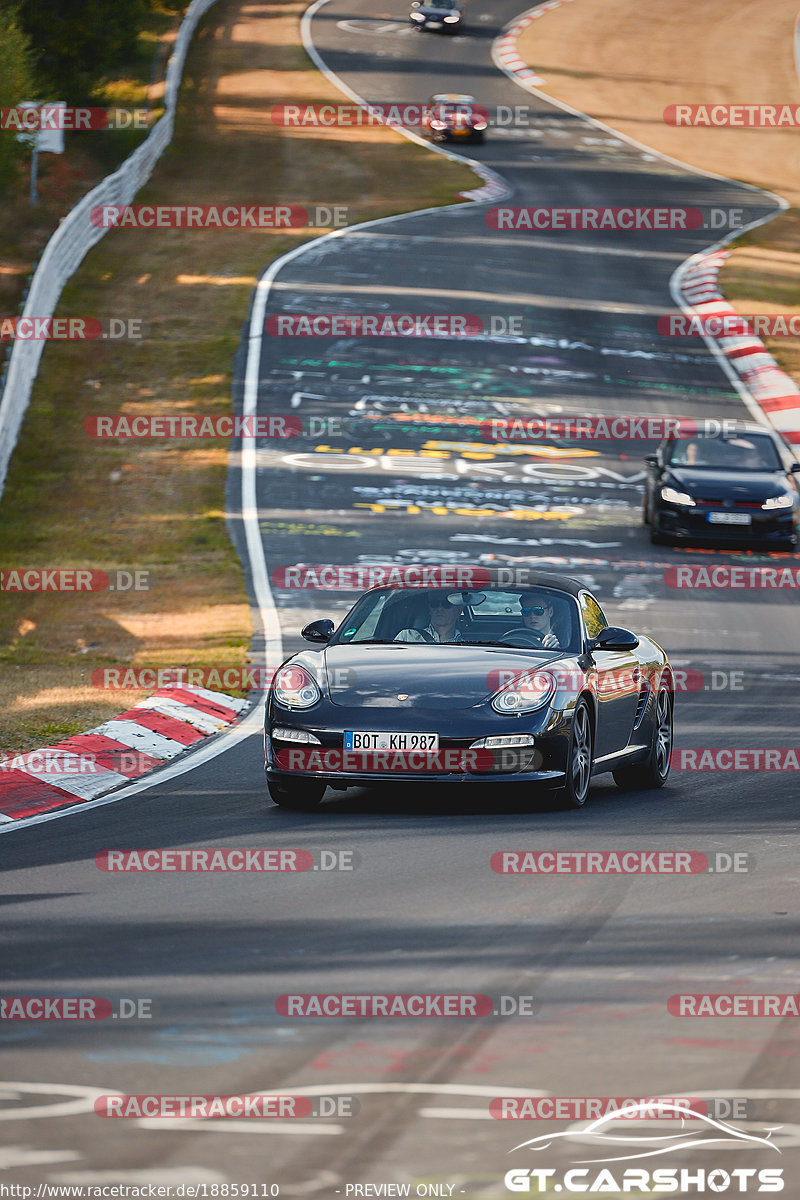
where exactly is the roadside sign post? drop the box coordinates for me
[16,101,66,205]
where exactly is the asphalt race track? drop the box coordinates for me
[3,0,800,1192]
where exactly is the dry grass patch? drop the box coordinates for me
[0,0,477,753]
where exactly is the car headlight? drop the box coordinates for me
[411,10,424,17]
[762,493,794,510]
[661,485,696,507]
[273,665,321,709]
[471,734,535,748]
[472,120,487,129]
[443,13,460,20]
[429,118,447,130]
[491,670,555,715]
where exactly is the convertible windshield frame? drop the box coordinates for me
[330,586,582,653]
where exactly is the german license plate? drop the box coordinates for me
[708,511,752,525]
[344,731,439,751]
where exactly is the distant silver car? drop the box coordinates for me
[410,0,462,32]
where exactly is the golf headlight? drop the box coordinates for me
[491,670,555,715]
[411,11,424,18]
[443,13,460,20]
[661,485,695,507]
[273,665,321,709]
[762,493,793,510]
[472,120,487,129]
[430,118,447,130]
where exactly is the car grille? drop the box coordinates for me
[694,498,763,509]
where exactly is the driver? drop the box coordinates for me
[395,590,464,643]
[516,592,560,648]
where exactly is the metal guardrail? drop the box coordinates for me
[0,0,221,498]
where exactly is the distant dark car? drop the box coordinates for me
[644,423,800,549]
[422,93,487,143]
[264,571,674,812]
[410,0,462,32]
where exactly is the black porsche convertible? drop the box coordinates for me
[264,571,674,811]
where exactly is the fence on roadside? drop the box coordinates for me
[0,0,221,498]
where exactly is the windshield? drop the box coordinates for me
[665,434,782,472]
[332,587,581,653]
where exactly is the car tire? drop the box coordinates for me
[649,524,667,545]
[553,698,593,809]
[613,682,673,791]
[268,778,326,810]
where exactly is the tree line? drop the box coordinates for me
[0,0,183,185]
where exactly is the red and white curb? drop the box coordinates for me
[494,0,575,88]
[458,171,509,202]
[0,685,249,823]
[490,1,798,444]
[677,250,800,445]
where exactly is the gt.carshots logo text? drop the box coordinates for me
[264,314,483,337]
[504,1168,784,1193]
[486,207,702,231]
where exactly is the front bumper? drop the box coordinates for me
[265,705,567,789]
[655,503,797,544]
[265,764,565,789]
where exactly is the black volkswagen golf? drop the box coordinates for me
[643,423,800,548]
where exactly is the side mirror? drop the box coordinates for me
[790,463,800,474]
[644,454,659,468]
[301,618,334,644]
[589,626,639,652]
